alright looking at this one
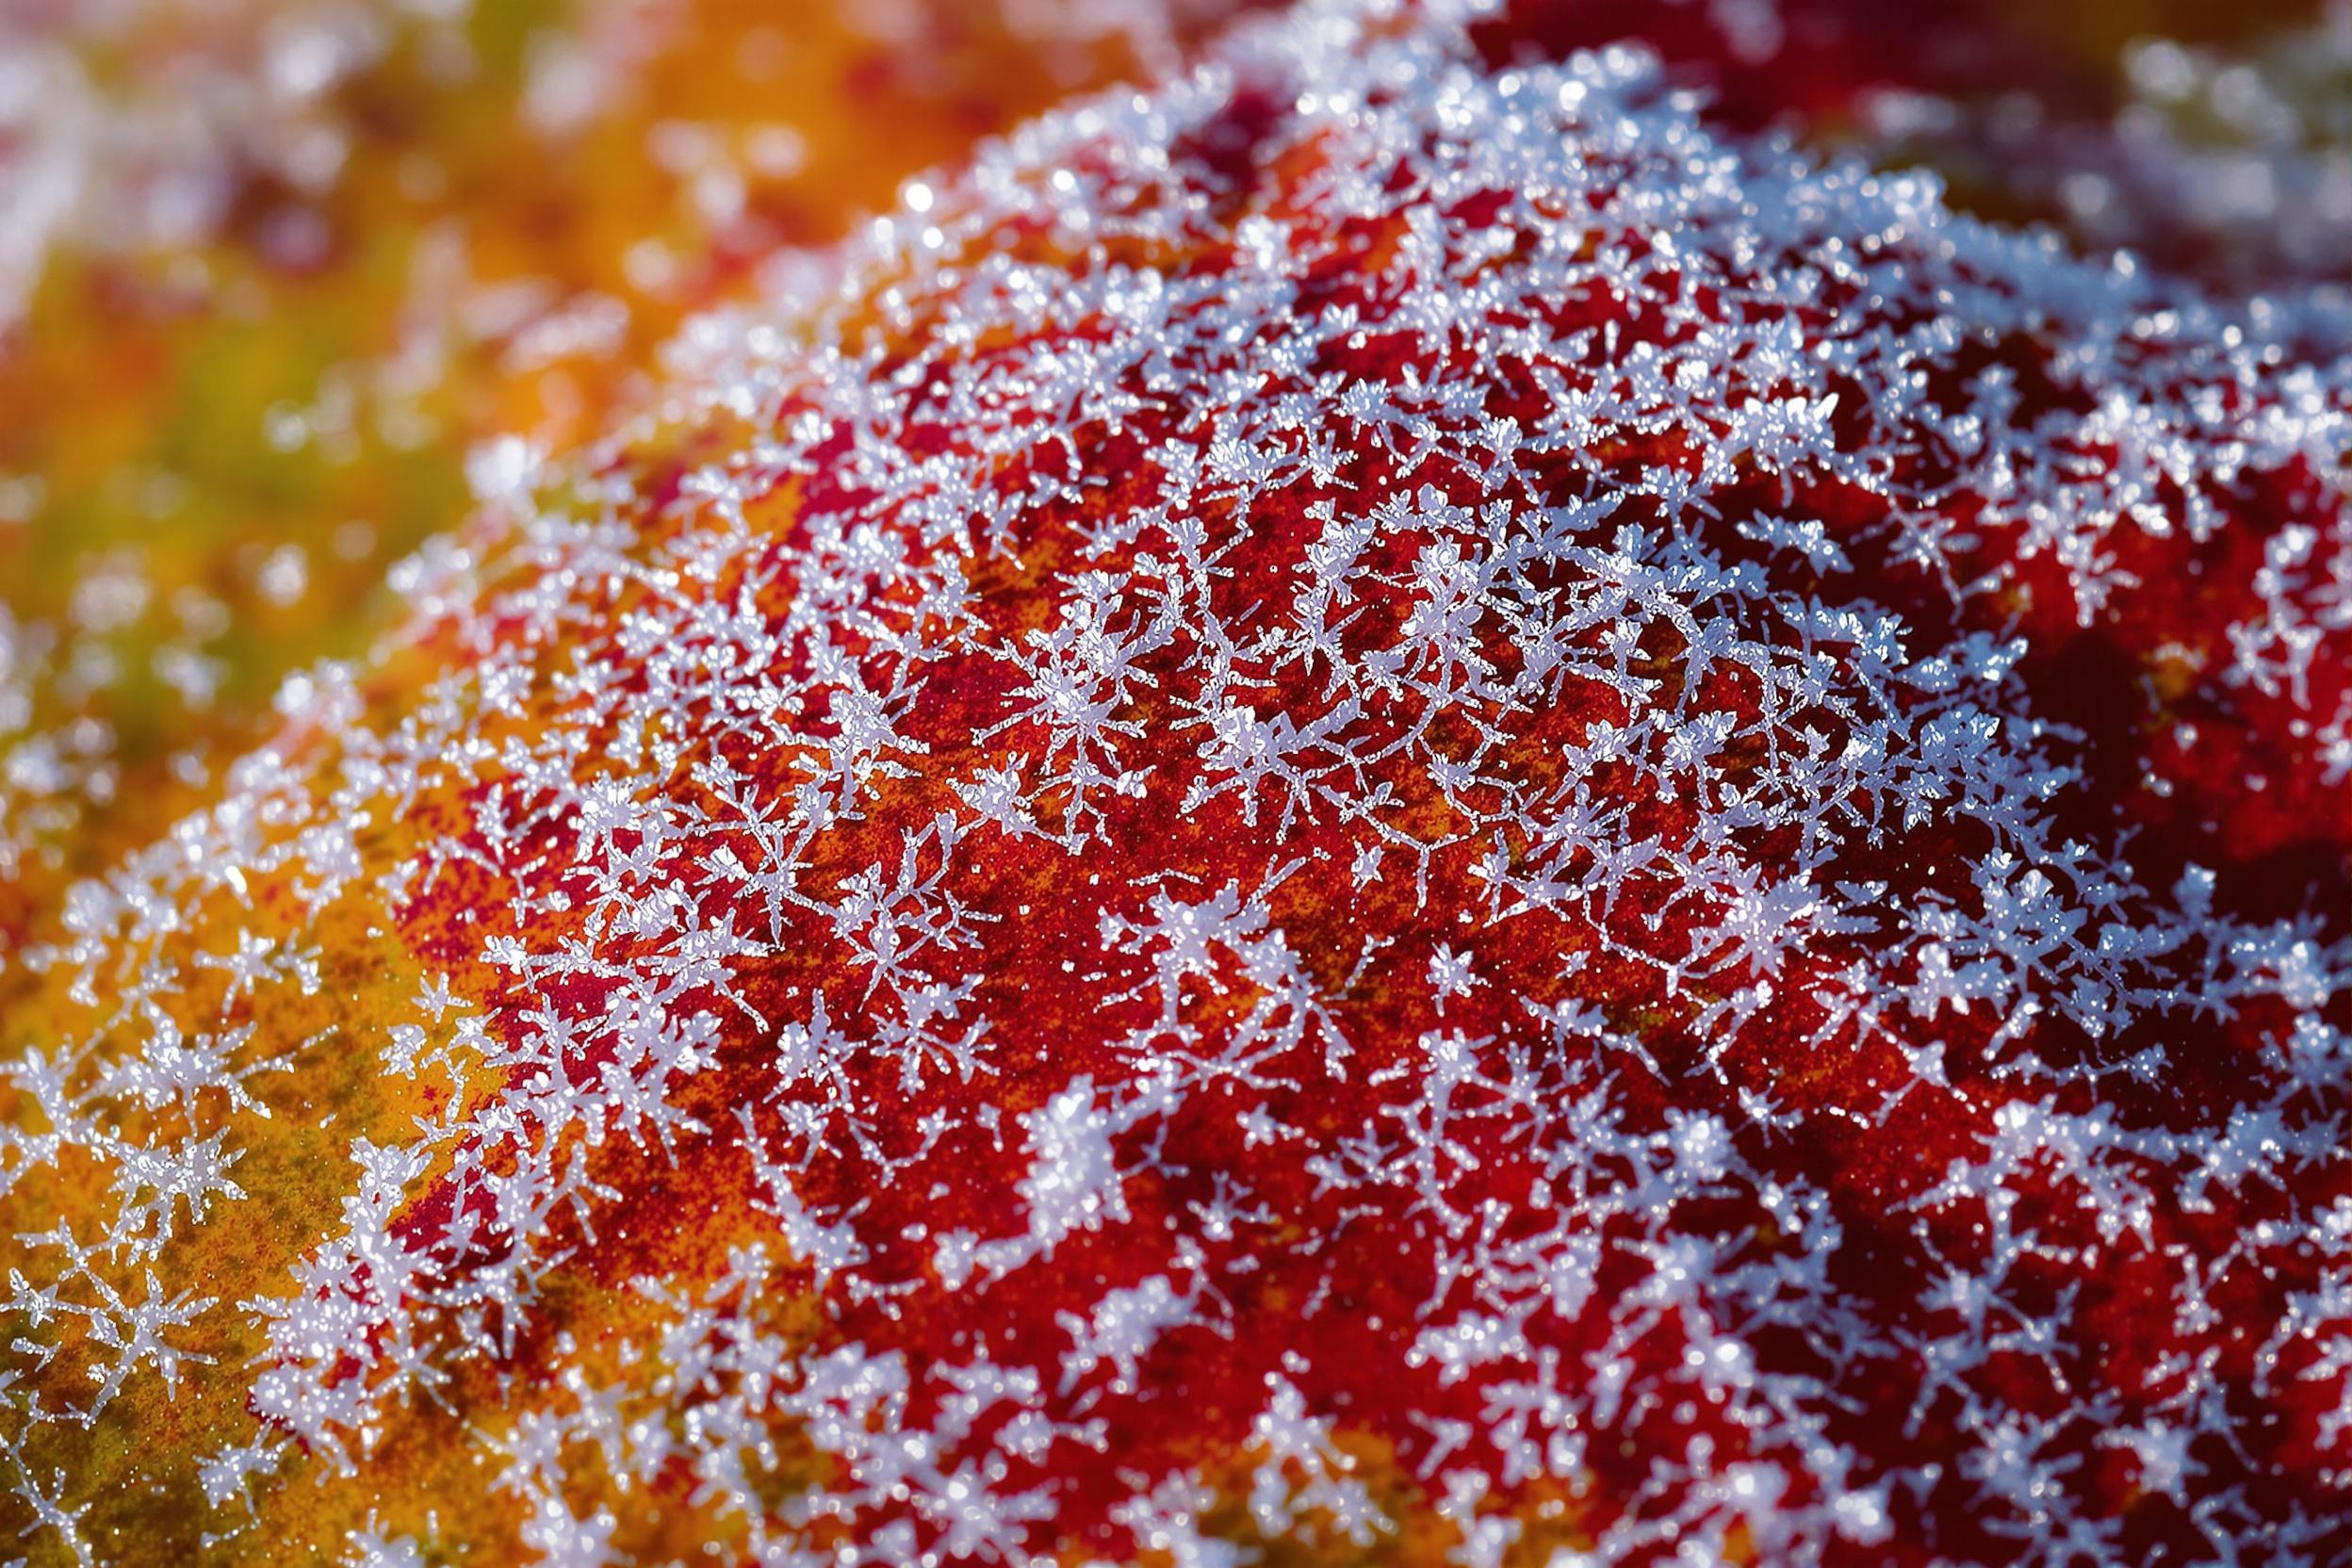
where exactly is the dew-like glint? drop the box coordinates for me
[3,1,2349,1563]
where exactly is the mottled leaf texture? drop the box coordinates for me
[3,2,2349,1564]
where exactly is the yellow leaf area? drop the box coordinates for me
[0,0,1249,953]
[0,563,825,1560]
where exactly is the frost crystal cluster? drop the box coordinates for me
[3,1,2350,1563]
